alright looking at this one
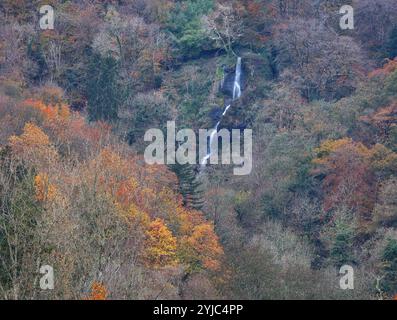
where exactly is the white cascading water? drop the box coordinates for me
[201,57,242,167]
[233,57,242,100]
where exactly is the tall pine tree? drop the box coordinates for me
[86,53,126,122]
[170,163,204,210]
[386,26,397,59]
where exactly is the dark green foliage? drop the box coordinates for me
[26,38,48,84]
[179,74,214,123]
[164,59,216,127]
[166,0,214,58]
[390,127,397,152]
[386,26,397,59]
[260,193,280,220]
[259,133,316,220]
[170,163,204,210]
[86,53,126,122]
[381,239,397,295]
[330,226,354,267]
[385,70,397,98]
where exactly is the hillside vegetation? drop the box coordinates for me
[0,0,397,299]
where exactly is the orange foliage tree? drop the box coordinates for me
[86,282,108,300]
[182,223,224,272]
[360,102,397,143]
[34,173,57,203]
[6,98,224,287]
[313,139,375,224]
[144,218,178,268]
[313,138,397,227]
[369,57,397,78]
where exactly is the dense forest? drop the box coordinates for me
[0,0,396,300]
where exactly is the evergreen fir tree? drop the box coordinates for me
[86,53,126,122]
[386,26,397,59]
[170,163,204,210]
[330,225,354,267]
[381,239,397,295]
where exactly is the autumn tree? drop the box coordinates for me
[274,18,366,101]
[360,102,397,147]
[144,218,178,268]
[202,3,244,57]
[9,122,58,169]
[34,173,57,203]
[180,222,223,272]
[86,282,108,300]
[313,139,376,225]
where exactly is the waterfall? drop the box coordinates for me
[201,57,242,167]
[233,57,242,100]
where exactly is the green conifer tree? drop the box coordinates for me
[170,163,204,210]
[86,53,126,122]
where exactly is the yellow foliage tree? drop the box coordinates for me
[370,144,397,175]
[34,173,57,203]
[144,218,177,268]
[313,138,356,164]
[124,203,151,227]
[9,122,50,148]
[9,122,58,168]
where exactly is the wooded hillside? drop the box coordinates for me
[0,0,396,300]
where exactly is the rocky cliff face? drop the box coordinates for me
[220,61,246,103]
